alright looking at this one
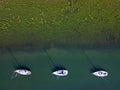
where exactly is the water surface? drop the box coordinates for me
[0,47,120,90]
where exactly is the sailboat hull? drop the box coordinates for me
[15,69,31,75]
[52,70,68,76]
[92,70,108,77]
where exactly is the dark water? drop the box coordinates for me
[0,47,120,90]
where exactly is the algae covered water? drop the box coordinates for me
[0,47,120,90]
[0,0,120,47]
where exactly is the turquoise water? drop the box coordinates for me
[0,47,120,90]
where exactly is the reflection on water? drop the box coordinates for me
[0,47,120,90]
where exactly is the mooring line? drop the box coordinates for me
[81,48,96,69]
[43,48,56,69]
[7,47,19,68]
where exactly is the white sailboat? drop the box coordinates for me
[52,69,68,76]
[81,48,109,78]
[14,69,32,75]
[43,48,68,77]
[8,48,32,79]
[92,70,108,77]
[11,69,31,79]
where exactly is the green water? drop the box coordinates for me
[0,47,120,90]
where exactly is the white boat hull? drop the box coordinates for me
[92,70,108,77]
[14,69,31,75]
[52,70,68,76]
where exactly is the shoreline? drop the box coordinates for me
[0,42,120,52]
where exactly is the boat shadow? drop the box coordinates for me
[90,66,106,73]
[14,63,31,71]
[51,64,67,72]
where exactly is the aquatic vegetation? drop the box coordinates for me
[0,0,120,47]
